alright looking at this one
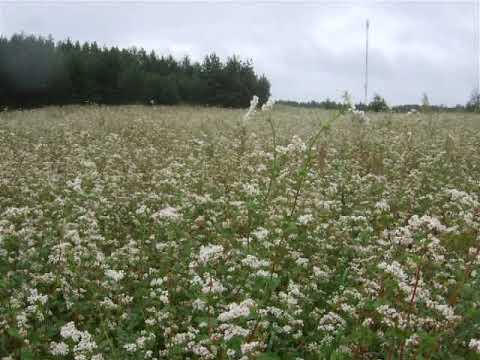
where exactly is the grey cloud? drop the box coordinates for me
[1,1,476,105]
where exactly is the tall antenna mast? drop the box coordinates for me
[475,0,479,102]
[364,19,370,105]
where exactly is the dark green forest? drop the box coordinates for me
[0,33,271,109]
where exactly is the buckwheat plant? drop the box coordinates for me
[0,104,479,359]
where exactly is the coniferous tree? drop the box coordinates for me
[0,33,271,109]
[368,93,389,112]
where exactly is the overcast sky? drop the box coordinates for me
[0,1,477,105]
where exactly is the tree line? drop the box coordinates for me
[277,95,393,112]
[0,33,271,109]
[278,92,480,113]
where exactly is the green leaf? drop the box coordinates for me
[7,328,22,339]
[256,352,281,360]
[20,350,35,360]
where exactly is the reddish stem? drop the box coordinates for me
[410,265,421,307]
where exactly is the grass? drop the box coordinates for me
[0,104,480,359]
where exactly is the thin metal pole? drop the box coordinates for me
[364,19,369,106]
[475,0,479,103]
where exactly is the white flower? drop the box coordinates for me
[252,227,269,240]
[105,269,125,282]
[469,339,480,352]
[60,322,96,353]
[295,257,309,267]
[241,341,260,354]
[219,323,250,341]
[135,204,148,215]
[191,344,211,357]
[61,322,82,342]
[243,95,259,121]
[198,244,224,264]
[100,297,118,309]
[67,177,82,192]
[374,199,390,212]
[27,288,48,305]
[362,318,373,327]
[261,98,275,112]
[405,334,420,347]
[241,255,270,269]
[50,341,69,356]
[152,206,181,221]
[123,343,137,352]
[297,214,314,225]
[378,261,408,283]
[351,108,370,124]
[341,91,354,110]
[242,182,259,196]
[408,215,447,232]
[218,299,255,322]
[255,269,277,278]
[318,312,346,332]
[73,332,97,353]
[287,135,307,153]
[198,274,225,294]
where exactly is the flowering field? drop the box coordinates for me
[1,104,480,359]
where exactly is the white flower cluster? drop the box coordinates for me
[351,109,370,124]
[341,91,369,124]
[243,95,259,122]
[241,341,260,355]
[218,323,250,341]
[285,135,307,153]
[135,204,148,215]
[218,299,255,322]
[261,97,275,112]
[201,277,225,294]
[251,227,269,240]
[242,182,260,196]
[469,339,480,352]
[59,322,98,357]
[408,215,447,232]
[151,206,181,222]
[66,177,83,192]
[374,199,390,212]
[27,288,48,305]
[122,333,155,354]
[318,312,346,333]
[197,244,224,264]
[104,269,125,282]
[191,273,226,294]
[297,214,314,225]
[378,261,408,283]
[241,255,270,269]
[377,305,406,329]
[445,188,478,207]
[425,301,459,322]
[50,341,69,356]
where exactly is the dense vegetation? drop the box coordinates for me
[1,104,480,359]
[278,94,391,113]
[279,92,480,113]
[0,33,271,109]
